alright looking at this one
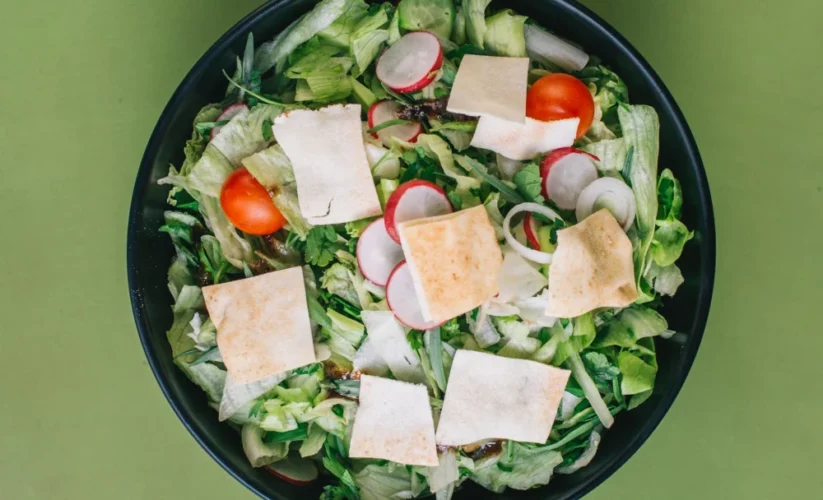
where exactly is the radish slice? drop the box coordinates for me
[356,218,405,286]
[523,213,541,250]
[540,147,599,210]
[384,180,453,243]
[210,103,249,140]
[265,457,318,486]
[376,32,443,93]
[503,203,562,264]
[576,177,637,231]
[386,261,441,330]
[367,100,423,147]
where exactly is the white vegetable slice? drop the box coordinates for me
[541,148,600,210]
[386,261,441,330]
[524,24,589,72]
[576,177,637,231]
[502,203,562,264]
[266,457,319,485]
[384,180,453,243]
[356,218,405,286]
[376,32,443,93]
[364,142,401,179]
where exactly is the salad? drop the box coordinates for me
[157,0,694,498]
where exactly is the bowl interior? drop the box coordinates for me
[128,1,715,498]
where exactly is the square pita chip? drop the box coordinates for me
[203,267,316,385]
[435,350,570,446]
[398,205,503,323]
[272,104,382,225]
[349,375,438,466]
[446,55,529,123]
[546,209,638,318]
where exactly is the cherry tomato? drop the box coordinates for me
[526,74,595,139]
[220,167,286,235]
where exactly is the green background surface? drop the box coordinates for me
[1,0,821,498]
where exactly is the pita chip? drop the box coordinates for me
[547,209,638,318]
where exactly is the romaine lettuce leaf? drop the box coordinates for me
[618,105,660,286]
[483,10,527,57]
[581,137,627,173]
[463,0,493,48]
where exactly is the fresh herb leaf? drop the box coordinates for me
[582,352,621,383]
[305,225,341,267]
[262,118,273,141]
[264,423,309,443]
[366,119,413,134]
[512,163,545,203]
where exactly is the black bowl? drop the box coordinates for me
[128,0,715,498]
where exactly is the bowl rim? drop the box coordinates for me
[128,0,716,498]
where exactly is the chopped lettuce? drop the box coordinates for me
[472,442,563,492]
[210,104,283,165]
[649,169,693,266]
[618,351,657,395]
[463,0,493,48]
[318,0,369,47]
[255,0,360,73]
[321,263,361,307]
[645,261,685,296]
[355,463,415,500]
[483,10,527,57]
[397,0,455,40]
[241,424,289,467]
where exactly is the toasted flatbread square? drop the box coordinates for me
[547,209,638,318]
[203,267,316,385]
[349,375,438,466]
[272,104,382,225]
[398,205,503,323]
[447,55,529,123]
[435,350,570,446]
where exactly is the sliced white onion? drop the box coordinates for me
[575,177,637,231]
[503,203,562,264]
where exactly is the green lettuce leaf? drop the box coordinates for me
[350,5,390,75]
[184,145,234,199]
[355,464,414,500]
[321,263,361,308]
[650,218,693,267]
[243,144,313,238]
[596,306,667,348]
[618,351,657,395]
[198,195,254,267]
[483,10,527,57]
[581,138,627,173]
[397,0,456,40]
[472,442,563,492]
[255,0,361,73]
[512,162,544,203]
[210,104,284,165]
[241,424,289,467]
[318,0,369,47]
[463,0,493,48]
[645,261,685,296]
[649,169,693,266]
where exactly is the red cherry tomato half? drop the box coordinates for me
[220,167,286,235]
[526,73,595,139]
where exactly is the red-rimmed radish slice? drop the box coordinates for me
[386,261,442,330]
[211,103,249,140]
[523,213,541,250]
[376,32,443,93]
[265,457,318,486]
[576,177,636,231]
[503,203,562,264]
[540,147,599,209]
[356,218,405,286]
[384,180,453,243]
[367,100,423,147]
